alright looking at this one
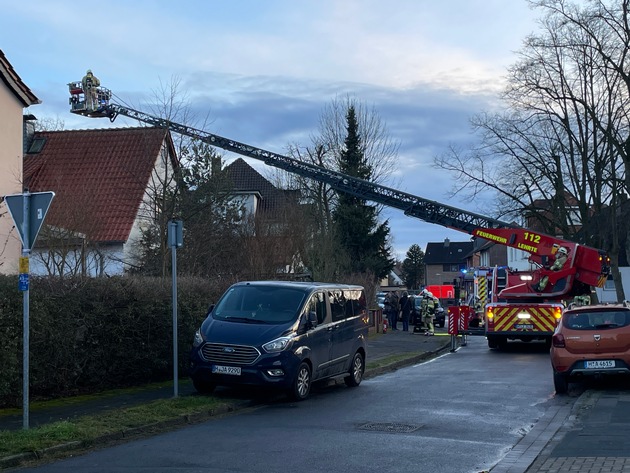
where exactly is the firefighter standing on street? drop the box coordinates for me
[533,246,569,292]
[422,290,435,336]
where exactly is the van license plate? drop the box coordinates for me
[585,360,614,369]
[212,365,241,375]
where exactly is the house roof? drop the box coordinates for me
[24,127,175,243]
[225,158,299,214]
[424,240,474,264]
[0,50,40,106]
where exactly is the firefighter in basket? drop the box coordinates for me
[422,290,435,336]
[81,69,101,111]
[532,246,569,292]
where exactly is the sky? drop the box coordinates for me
[1,0,544,260]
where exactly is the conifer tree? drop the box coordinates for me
[333,106,394,279]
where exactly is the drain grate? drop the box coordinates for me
[358,422,422,433]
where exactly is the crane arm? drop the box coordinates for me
[105,103,516,234]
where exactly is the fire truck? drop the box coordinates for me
[67,81,611,349]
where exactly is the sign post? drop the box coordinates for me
[168,219,183,397]
[4,191,54,429]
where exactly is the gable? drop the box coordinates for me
[24,127,174,243]
[225,158,299,215]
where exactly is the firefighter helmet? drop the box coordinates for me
[558,247,568,255]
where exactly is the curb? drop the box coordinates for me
[364,340,451,379]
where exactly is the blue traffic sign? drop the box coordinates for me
[18,273,29,291]
[4,192,55,251]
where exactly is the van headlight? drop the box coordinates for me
[193,329,204,347]
[263,336,294,353]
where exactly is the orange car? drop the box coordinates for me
[550,303,630,394]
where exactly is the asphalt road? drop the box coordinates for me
[14,336,576,473]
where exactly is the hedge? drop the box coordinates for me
[0,275,227,408]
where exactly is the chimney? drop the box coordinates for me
[211,156,222,176]
[444,238,450,247]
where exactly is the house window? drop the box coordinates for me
[442,264,461,272]
[27,137,46,154]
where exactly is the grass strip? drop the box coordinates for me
[0,395,227,457]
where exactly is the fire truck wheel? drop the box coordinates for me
[553,371,569,394]
[487,336,499,349]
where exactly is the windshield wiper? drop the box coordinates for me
[224,316,268,324]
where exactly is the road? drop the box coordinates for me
[16,336,579,473]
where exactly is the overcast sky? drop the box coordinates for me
[1,0,543,260]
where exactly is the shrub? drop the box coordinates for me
[0,275,228,407]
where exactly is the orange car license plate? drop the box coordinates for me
[585,360,614,369]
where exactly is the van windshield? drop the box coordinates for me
[213,285,307,324]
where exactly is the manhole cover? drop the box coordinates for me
[358,422,422,433]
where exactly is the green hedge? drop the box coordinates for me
[0,275,226,408]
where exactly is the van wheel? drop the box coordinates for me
[192,377,216,395]
[344,352,364,387]
[287,362,311,401]
[553,371,569,394]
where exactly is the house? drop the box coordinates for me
[0,50,40,274]
[424,239,474,286]
[225,157,300,223]
[23,127,177,276]
[224,158,305,275]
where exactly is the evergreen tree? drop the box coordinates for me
[332,106,394,280]
[402,244,425,290]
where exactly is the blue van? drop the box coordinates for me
[189,281,369,401]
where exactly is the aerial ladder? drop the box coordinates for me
[68,80,611,348]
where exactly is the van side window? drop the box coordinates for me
[345,289,366,317]
[306,292,327,325]
[330,290,347,322]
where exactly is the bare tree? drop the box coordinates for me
[435,0,628,299]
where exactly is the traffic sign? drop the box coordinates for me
[4,192,55,250]
[18,273,29,292]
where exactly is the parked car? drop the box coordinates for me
[411,296,445,328]
[376,292,386,309]
[550,303,630,394]
[189,281,369,401]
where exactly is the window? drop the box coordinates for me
[27,137,46,154]
[306,292,327,325]
[330,290,347,322]
[443,264,462,272]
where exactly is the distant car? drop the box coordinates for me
[550,303,630,394]
[412,296,445,328]
[376,292,386,309]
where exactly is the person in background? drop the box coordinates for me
[399,291,412,332]
[81,69,100,111]
[384,291,399,331]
